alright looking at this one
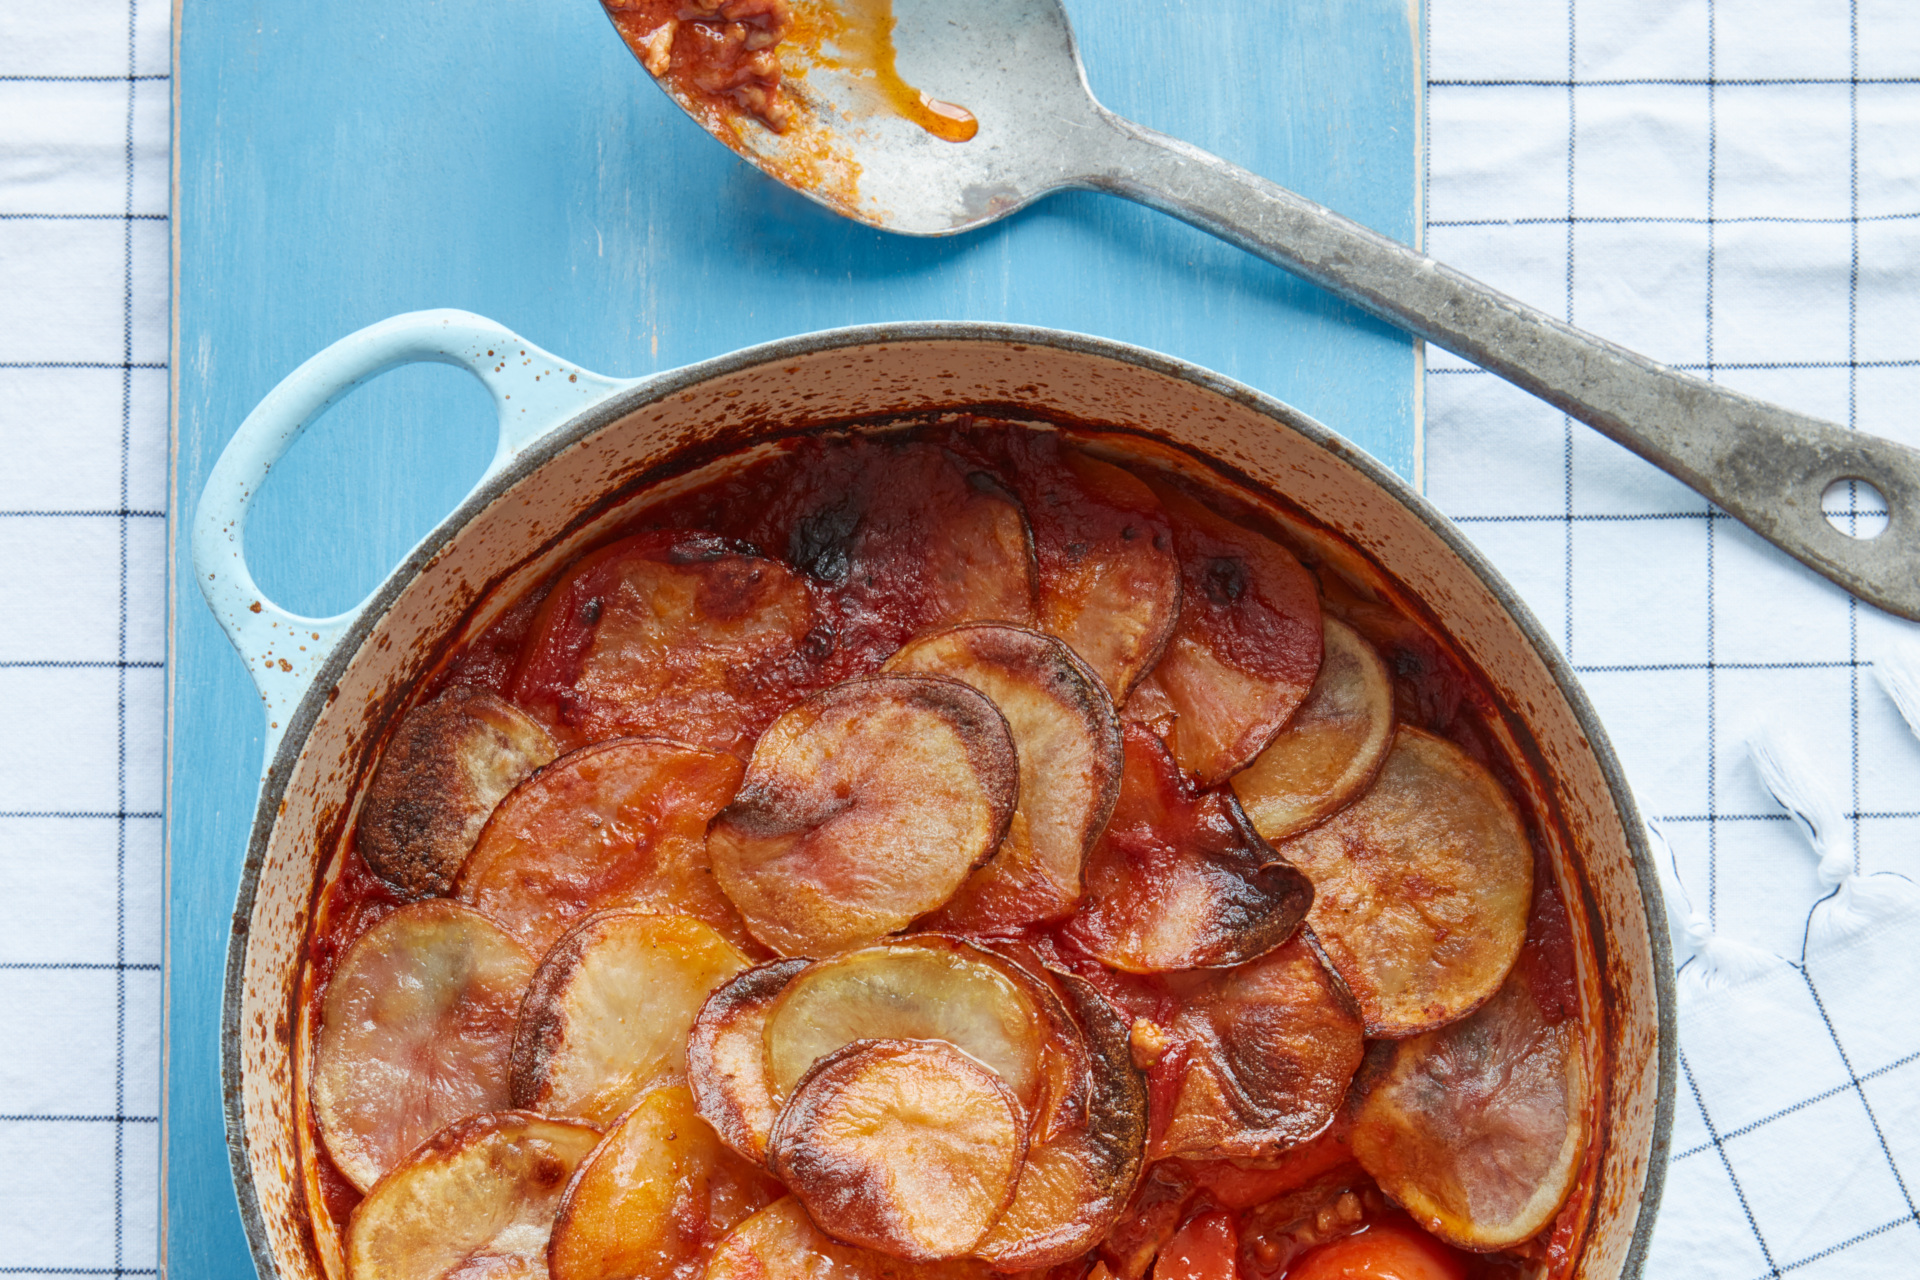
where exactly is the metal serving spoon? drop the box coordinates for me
[618,0,1920,621]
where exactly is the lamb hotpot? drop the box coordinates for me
[194,311,1675,1280]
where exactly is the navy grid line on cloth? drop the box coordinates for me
[1428,0,1920,1276]
[0,0,168,1272]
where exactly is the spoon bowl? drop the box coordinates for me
[608,0,1920,622]
[643,0,1103,233]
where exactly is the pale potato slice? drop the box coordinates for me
[358,687,558,899]
[975,973,1148,1270]
[456,737,750,956]
[1062,726,1312,973]
[1140,478,1323,786]
[762,937,1053,1119]
[884,624,1123,931]
[688,958,810,1163]
[346,1111,600,1280]
[1276,727,1533,1036]
[511,911,750,1126]
[706,1197,998,1280]
[549,1086,780,1280]
[314,901,536,1192]
[1230,619,1394,843]
[767,1039,1027,1260]
[1149,939,1364,1162]
[708,675,1019,957]
[510,529,821,757]
[1349,959,1587,1250]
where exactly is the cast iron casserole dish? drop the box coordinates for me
[193,313,1674,1280]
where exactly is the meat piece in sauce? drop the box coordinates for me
[605,0,794,132]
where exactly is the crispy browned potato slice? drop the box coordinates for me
[975,973,1149,1271]
[884,624,1123,931]
[1149,939,1364,1162]
[456,737,750,956]
[767,1039,1027,1260]
[770,439,1040,666]
[688,958,810,1163]
[511,912,750,1126]
[954,432,1180,699]
[1349,958,1587,1249]
[1062,725,1312,973]
[346,1111,600,1280]
[358,687,559,899]
[762,937,1056,1121]
[314,901,536,1192]
[1276,727,1533,1036]
[706,1197,1000,1280]
[549,1085,781,1280]
[1230,619,1394,843]
[511,529,821,756]
[1140,478,1323,786]
[1038,450,1182,700]
[708,675,1019,956]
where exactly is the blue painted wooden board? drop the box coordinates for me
[167,0,1422,1273]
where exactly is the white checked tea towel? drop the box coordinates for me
[3,0,1920,1275]
[0,0,169,1276]
[1425,0,1920,1275]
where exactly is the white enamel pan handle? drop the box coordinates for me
[192,310,640,762]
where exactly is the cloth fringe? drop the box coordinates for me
[1650,822,1790,987]
[1876,631,1920,744]
[1745,726,1851,888]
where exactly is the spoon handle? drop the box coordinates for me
[1088,114,1920,622]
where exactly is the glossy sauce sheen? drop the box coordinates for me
[307,423,1591,1279]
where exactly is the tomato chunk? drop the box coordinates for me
[1156,1210,1240,1280]
[1281,1222,1466,1280]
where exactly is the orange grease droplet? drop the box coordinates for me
[825,0,979,142]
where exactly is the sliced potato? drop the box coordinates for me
[511,912,750,1126]
[975,973,1149,1270]
[962,433,1181,698]
[763,937,1053,1118]
[358,686,558,900]
[346,1111,600,1280]
[1149,938,1364,1162]
[1349,959,1587,1249]
[688,958,810,1163]
[549,1085,780,1280]
[1140,478,1323,786]
[314,901,536,1192]
[510,529,821,756]
[778,440,1039,663]
[1276,727,1532,1036]
[707,1197,997,1280]
[708,675,1019,956]
[884,624,1123,931]
[1062,725,1312,973]
[767,1039,1027,1259]
[456,737,750,956]
[1230,619,1393,843]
